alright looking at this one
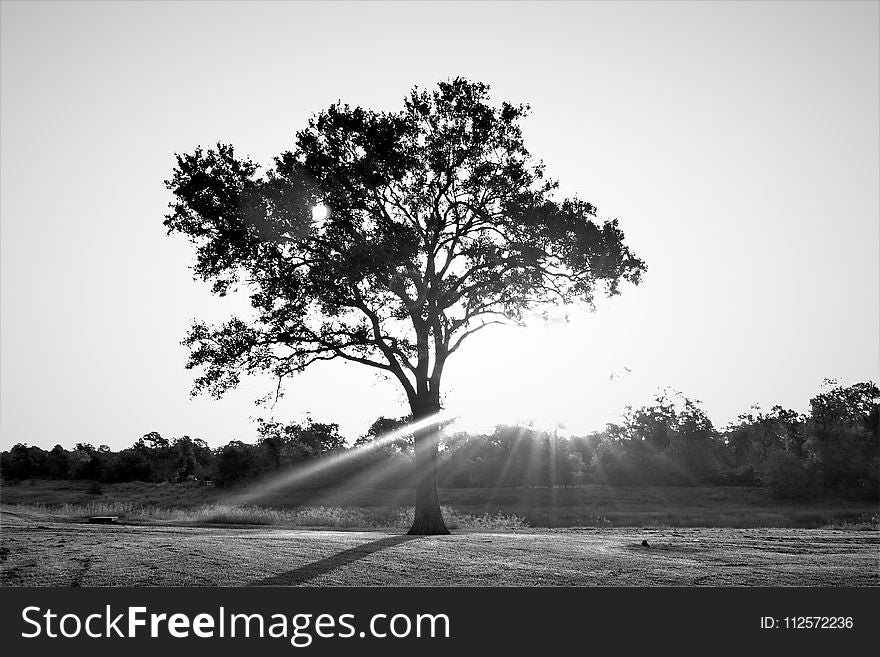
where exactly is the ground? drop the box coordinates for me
[2,509,876,586]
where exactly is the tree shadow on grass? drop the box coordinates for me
[249,534,421,586]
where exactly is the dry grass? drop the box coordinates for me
[2,502,528,530]
[2,479,876,528]
[820,513,879,531]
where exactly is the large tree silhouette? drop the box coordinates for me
[164,78,646,534]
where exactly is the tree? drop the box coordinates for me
[70,442,103,480]
[214,441,258,487]
[2,443,37,480]
[133,431,176,482]
[724,405,805,478]
[46,444,70,479]
[164,78,645,534]
[354,415,414,455]
[295,420,347,455]
[172,435,198,481]
[805,380,879,495]
[111,449,152,483]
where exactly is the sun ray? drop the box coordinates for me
[485,424,530,504]
[219,410,453,507]
[521,427,547,495]
[299,453,413,508]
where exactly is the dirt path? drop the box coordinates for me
[2,512,876,586]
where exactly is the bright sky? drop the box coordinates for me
[2,1,878,450]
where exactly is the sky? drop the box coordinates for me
[2,1,878,450]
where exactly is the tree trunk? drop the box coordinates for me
[407,394,450,535]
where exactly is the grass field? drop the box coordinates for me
[1,507,876,586]
[3,482,877,586]
[1,478,876,528]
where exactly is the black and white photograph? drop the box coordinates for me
[1,0,878,649]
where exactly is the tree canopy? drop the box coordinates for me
[165,78,644,407]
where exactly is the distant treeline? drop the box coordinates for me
[2,380,877,500]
